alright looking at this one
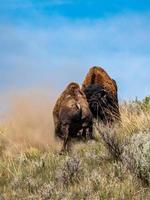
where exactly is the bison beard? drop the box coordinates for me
[82,66,120,124]
[53,82,93,153]
[83,84,120,124]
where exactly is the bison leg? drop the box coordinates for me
[82,124,94,141]
[88,125,94,139]
[61,124,70,152]
[82,128,87,141]
[54,122,61,138]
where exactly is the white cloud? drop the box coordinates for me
[0,12,150,100]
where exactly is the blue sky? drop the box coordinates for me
[0,0,150,100]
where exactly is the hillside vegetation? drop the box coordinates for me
[0,97,150,200]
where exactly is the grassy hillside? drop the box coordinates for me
[0,97,150,200]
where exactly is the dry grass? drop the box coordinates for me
[0,96,150,199]
[119,101,150,137]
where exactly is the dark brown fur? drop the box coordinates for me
[53,82,93,152]
[82,66,120,124]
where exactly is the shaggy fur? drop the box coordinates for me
[82,66,120,123]
[53,82,93,152]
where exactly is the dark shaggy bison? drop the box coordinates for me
[82,66,120,124]
[53,82,93,152]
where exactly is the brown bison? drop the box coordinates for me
[53,82,93,152]
[82,66,120,124]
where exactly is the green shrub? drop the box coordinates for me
[134,96,150,113]
[123,130,150,186]
[56,156,83,186]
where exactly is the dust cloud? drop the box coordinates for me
[0,89,60,152]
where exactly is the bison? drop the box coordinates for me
[53,82,93,152]
[82,66,120,124]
